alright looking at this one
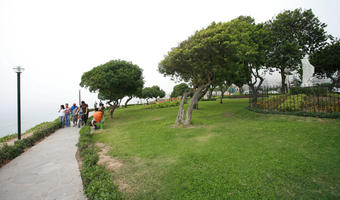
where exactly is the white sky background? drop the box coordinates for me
[0,0,339,135]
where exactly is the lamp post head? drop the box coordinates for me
[13,66,24,73]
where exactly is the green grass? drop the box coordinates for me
[93,99,340,199]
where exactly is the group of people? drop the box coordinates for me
[58,100,105,129]
[58,101,89,128]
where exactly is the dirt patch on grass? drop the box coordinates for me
[95,142,123,171]
[152,117,165,121]
[169,124,206,129]
[195,133,214,142]
[0,132,34,147]
[223,112,234,118]
[95,142,129,192]
[76,149,82,170]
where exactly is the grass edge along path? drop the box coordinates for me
[93,99,340,199]
[77,125,123,200]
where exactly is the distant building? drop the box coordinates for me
[300,55,331,87]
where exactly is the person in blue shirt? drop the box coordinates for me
[71,103,78,126]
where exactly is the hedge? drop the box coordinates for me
[248,107,340,119]
[0,118,61,167]
[77,125,122,200]
[290,86,328,95]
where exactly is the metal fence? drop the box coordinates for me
[249,87,340,113]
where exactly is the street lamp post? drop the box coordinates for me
[13,66,24,140]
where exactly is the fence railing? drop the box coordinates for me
[249,87,340,114]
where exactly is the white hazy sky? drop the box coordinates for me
[0,0,339,135]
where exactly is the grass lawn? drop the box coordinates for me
[93,99,340,199]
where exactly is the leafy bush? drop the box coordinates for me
[148,98,181,109]
[249,107,340,119]
[77,125,122,200]
[200,97,218,101]
[0,121,54,142]
[0,118,61,166]
[278,94,307,111]
[290,86,328,95]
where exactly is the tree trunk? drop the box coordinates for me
[175,91,190,124]
[184,84,209,125]
[249,85,257,107]
[124,96,133,108]
[207,87,214,99]
[220,89,226,104]
[109,105,117,119]
[193,85,209,110]
[239,86,244,95]
[280,68,286,94]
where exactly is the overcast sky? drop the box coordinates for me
[0,0,339,134]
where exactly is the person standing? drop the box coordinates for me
[80,101,89,123]
[65,103,71,127]
[58,105,65,128]
[71,103,78,126]
[94,101,98,109]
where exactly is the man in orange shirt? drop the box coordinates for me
[92,108,103,129]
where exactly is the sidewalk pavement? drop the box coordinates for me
[0,126,86,200]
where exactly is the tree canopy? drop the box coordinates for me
[309,40,340,87]
[80,59,144,118]
[266,8,328,93]
[170,83,191,98]
[141,85,166,103]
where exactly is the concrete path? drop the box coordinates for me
[0,126,86,200]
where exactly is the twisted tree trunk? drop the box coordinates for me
[184,83,210,125]
[124,96,133,108]
[175,91,190,124]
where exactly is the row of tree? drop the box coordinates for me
[159,8,338,125]
[80,60,165,119]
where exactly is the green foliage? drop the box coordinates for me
[148,98,181,109]
[151,85,165,98]
[0,121,54,142]
[80,59,144,110]
[77,125,122,200]
[255,92,340,114]
[170,83,191,98]
[0,134,17,143]
[0,118,61,166]
[142,85,166,101]
[290,86,328,95]
[266,8,328,93]
[93,100,340,199]
[278,94,307,111]
[310,40,340,87]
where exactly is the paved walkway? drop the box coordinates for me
[0,126,86,200]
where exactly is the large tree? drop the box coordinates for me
[226,16,271,106]
[80,60,144,119]
[159,21,237,125]
[170,83,191,98]
[266,8,328,93]
[151,85,166,100]
[141,85,165,103]
[309,40,340,88]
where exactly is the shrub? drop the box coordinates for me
[278,95,306,112]
[148,98,181,109]
[77,125,122,200]
[0,118,61,166]
[290,86,328,95]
